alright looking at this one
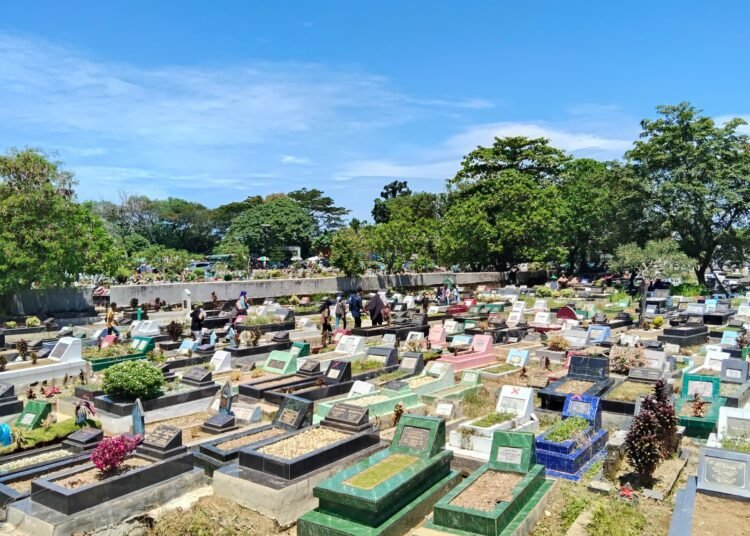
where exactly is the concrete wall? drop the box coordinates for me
[108,272,510,306]
[1,288,94,315]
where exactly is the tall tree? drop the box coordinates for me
[222,197,316,260]
[372,180,412,223]
[626,103,750,284]
[152,197,217,254]
[211,196,263,237]
[0,149,123,290]
[288,188,349,232]
[330,227,370,277]
[449,136,571,189]
[611,239,694,326]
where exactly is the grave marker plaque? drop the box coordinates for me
[567,400,591,418]
[698,447,750,499]
[398,426,430,450]
[726,417,750,437]
[628,367,663,381]
[496,447,523,465]
[435,402,455,419]
[327,403,368,427]
[49,341,70,360]
[272,396,313,431]
[144,425,181,450]
[182,367,213,387]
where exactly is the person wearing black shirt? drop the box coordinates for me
[349,287,364,328]
[190,304,205,341]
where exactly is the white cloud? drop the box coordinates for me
[281,155,313,165]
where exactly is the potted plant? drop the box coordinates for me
[537,333,569,363]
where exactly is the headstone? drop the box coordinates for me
[721,358,749,384]
[132,398,145,436]
[443,320,460,334]
[218,380,234,415]
[381,333,397,347]
[684,376,720,399]
[587,325,611,343]
[210,350,232,373]
[225,326,235,341]
[512,301,526,314]
[14,400,51,430]
[717,407,750,441]
[405,331,424,343]
[62,427,103,453]
[435,402,456,419]
[399,351,424,375]
[322,403,371,433]
[687,303,706,315]
[507,312,522,326]
[628,367,664,381]
[272,395,314,431]
[564,328,590,348]
[697,447,750,499]
[48,337,82,363]
[562,393,600,426]
[365,346,398,367]
[133,320,160,337]
[496,385,533,420]
[428,326,446,346]
[325,360,352,384]
[568,355,609,379]
[181,367,213,387]
[100,335,117,349]
[178,338,199,355]
[209,331,218,346]
[202,413,238,434]
[348,380,376,398]
[532,312,550,325]
[335,335,365,355]
[643,349,667,370]
[533,299,548,312]
[705,348,731,370]
[138,425,186,459]
[0,423,11,447]
[263,350,297,375]
[506,349,530,367]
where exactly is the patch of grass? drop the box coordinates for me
[537,413,560,432]
[351,359,384,373]
[345,454,417,489]
[584,460,602,481]
[606,381,654,402]
[377,370,408,383]
[484,363,518,374]
[587,498,646,536]
[0,419,100,455]
[722,435,750,454]
[473,412,516,428]
[462,388,494,419]
[545,417,589,443]
[560,491,591,528]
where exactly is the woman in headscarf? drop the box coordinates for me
[366,293,386,326]
[319,298,333,341]
[236,291,249,315]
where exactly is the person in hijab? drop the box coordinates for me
[366,293,386,326]
[236,291,249,315]
[319,298,333,339]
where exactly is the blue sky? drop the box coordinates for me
[2,1,749,219]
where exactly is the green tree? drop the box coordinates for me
[288,188,349,232]
[366,219,420,273]
[211,196,263,237]
[449,136,571,189]
[330,227,370,277]
[438,196,499,270]
[0,149,122,290]
[626,102,750,285]
[151,197,217,253]
[372,180,412,223]
[223,197,316,259]
[610,239,694,325]
[135,245,191,279]
[123,233,151,255]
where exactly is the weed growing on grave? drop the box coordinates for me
[473,412,516,428]
[24,316,41,327]
[4,321,16,329]
[609,346,646,375]
[462,388,494,419]
[91,434,141,474]
[652,315,664,329]
[559,489,591,528]
[351,359,383,374]
[545,417,590,443]
[587,498,645,536]
[546,333,569,352]
[721,434,750,454]
[0,355,6,372]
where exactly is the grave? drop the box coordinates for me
[312,335,367,365]
[506,348,530,368]
[226,329,294,358]
[420,369,483,404]
[371,351,424,386]
[707,407,750,448]
[214,404,382,525]
[669,447,750,535]
[61,427,104,453]
[180,367,214,388]
[428,325,447,349]
[238,349,316,401]
[602,356,666,415]
[586,324,611,344]
[563,327,590,349]
[0,383,23,416]
[437,334,497,371]
[297,415,460,536]
[314,378,423,424]
[718,358,750,408]
[0,336,86,388]
[403,361,455,396]
[197,396,313,472]
[529,311,560,332]
[423,431,554,536]
[383,312,430,341]
[675,373,726,438]
[15,400,52,430]
[136,424,187,460]
[449,386,537,459]
[659,312,709,346]
[537,356,614,411]
[201,381,239,434]
[535,394,608,480]
[132,320,160,338]
[380,333,397,348]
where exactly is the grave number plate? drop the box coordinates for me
[278,409,299,426]
[703,456,746,489]
[567,401,591,418]
[496,447,523,464]
[266,359,286,371]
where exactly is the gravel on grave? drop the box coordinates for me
[450,470,523,511]
[8,461,90,493]
[408,376,437,388]
[216,428,285,450]
[53,458,151,490]
[346,395,389,407]
[0,449,70,474]
[258,428,347,459]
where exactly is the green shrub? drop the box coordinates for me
[24,316,41,327]
[103,360,165,400]
[670,282,706,297]
[4,321,17,329]
[269,269,283,279]
[114,267,131,284]
[559,288,575,298]
[587,498,645,536]
[534,286,553,298]
[223,274,233,281]
[545,417,590,443]
[652,315,664,329]
[193,268,205,279]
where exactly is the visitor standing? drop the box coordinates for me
[452,287,459,304]
[421,292,429,314]
[190,303,205,341]
[366,293,386,326]
[106,303,120,338]
[349,287,363,328]
[335,295,347,330]
[236,291,249,315]
[319,299,333,341]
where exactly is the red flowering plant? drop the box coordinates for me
[90,434,142,474]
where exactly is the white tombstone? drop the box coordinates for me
[380,333,397,348]
[705,349,731,371]
[496,385,533,421]
[643,349,667,371]
[512,302,526,314]
[348,380,377,398]
[335,335,365,355]
[435,402,455,419]
[532,299,548,312]
[428,305,440,315]
[444,320,460,334]
[619,334,640,347]
[507,312,522,327]
[736,305,750,319]
[403,296,415,309]
[561,319,580,330]
[663,343,680,356]
[405,331,424,343]
[49,337,83,363]
[532,312,550,325]
[128,320,143,334]
[133,320,160,337]
[210,351,232,373]
[716,407,750,442]
[564,328,590,348]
